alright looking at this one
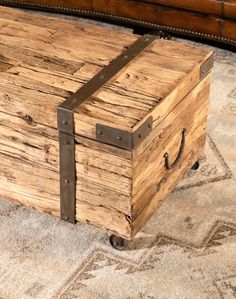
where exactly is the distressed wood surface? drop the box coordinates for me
[0,6,212,138]
[131,75,211,237]
[0,7,213,239]
[0,110,132,238]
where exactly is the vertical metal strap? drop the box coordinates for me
[59,132,76,223]
[57,34,157,223]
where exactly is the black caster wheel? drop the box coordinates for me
[109,235,128,251]
[191,160,200,170]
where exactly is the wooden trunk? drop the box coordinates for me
[0,6,214,240]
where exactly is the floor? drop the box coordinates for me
[0,9,236,299]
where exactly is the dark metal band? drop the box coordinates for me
[59,132,76,223]
[57,34,156,134]
[57,34,156,223]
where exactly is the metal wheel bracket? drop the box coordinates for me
[109,235,128,251]
[191,160,200,170]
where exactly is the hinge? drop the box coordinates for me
[96,116,153,150]
[200,54,214,80]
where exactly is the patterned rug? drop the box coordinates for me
[0,11,235,299]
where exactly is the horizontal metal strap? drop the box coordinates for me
[57,34,157,134]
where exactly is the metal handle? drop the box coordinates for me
[164,128,187,170]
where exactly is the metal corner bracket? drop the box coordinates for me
[200,53,214,80]
[57,34,157,223]
[96,116,153,150]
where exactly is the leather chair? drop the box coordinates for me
[0,0,235,46]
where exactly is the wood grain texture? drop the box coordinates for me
[0,112,60,216]
[0,7,212,138]
[131,75,211,237]
[0,7,135,237]
[0,7,213,239]
[73,39,212,139]
[0,110,132,237]
[1,0,236,44]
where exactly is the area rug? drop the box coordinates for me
[0,10,235,299]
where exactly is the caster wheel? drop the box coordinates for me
[191,160,200,170]
[109,235,128,251]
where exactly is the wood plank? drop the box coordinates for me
[0,6,135,46]
[76,200,131,239]
[131,75,211,237]
[132,75,211,193]
[0,13,135,66]
[0,7,213,141]
[76,179,131,216]
[73,40,213,139]
[0,110,132,237]
[0,153,60,215]
[131,135,206,238]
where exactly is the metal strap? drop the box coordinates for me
[59,132,76,223]
[57,34,156,134]
[57,34,157,223]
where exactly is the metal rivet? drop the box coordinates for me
[65,140,70,145]
[117,136,122,140]
[100,74,104,80]
[148,123,152,128]
[64,179,70,184]
[64,216,69,220]
[138,134,142,139]
[123,55,128,59]
[97,130,103,135]
[63,120,68,125]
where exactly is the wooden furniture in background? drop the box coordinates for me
[0,0,236,46]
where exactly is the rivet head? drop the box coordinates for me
[117,136,122,141]
[97,130,103,135]
[148,123,152,128]
[123,55,128,60]
[100,74,105,80]
[64,179,70,184]
[62,120,68,125]
[63,216,69,221]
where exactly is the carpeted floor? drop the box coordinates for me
[0,11,236,299]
